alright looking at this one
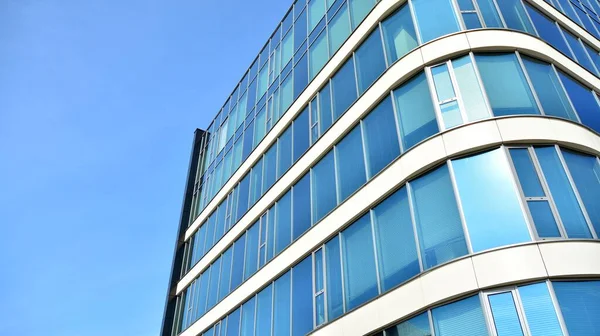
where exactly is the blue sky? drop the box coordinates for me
[0,0,290,335]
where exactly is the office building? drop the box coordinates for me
[161,0,600,335]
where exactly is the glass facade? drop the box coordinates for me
[164,0,600,335]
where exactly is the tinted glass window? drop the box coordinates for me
[496,0,536,33]
[293,107,310,162]
[412,0,460,43]
[393,72,438,150]
[292,256,313,336]
[349,0,375,28]
[453,55,490,122]
[452,148,531,252]
[336,125,367,201]
[355,29,386,94]
[342,213,379,310]
[292,173,311,240]
[381,5,418,65]
[275,190,292,255]
[325,235,344,320]
[309,30,329,80]
[362,96,401,178]
[411,165,468,269]
[488,292,525,336]
[328,2,351,52]
[519,282,564,336]
[273,271,292,336]
[432,295,488,336]
[311,150,337,223]
[240,296,256,336]
[553,281,600,336]
[278,127,293,178]
[373,187,420,291]
[331,59,358,119]
[244,223,259,280]
[526,6,572,56]
[563,150,600,234]
[230,234,246,290]
[558,72,600,133]
[476,53,539,116]
[385,312,431,336]
[255,285,273,336]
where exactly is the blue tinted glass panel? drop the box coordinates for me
[355,29,386,94]
[256,285,273,336]
[215,204,227,245]
[393,72,438,150]
[476,53,539,116]
[522,57,577,121]
[273,271,292,336]
[219,247,233,301]
[362,96,401,178]
[309,30,329,80]
[535,147,592,238]
[342,213,379,310]
[293,173,311,240]
[207,258,222,309]
[412,0,460,43]
[236,174,250,221]
[479,0,503,27]
[453,55,490,121]
[432,295,488,336]
[553,280,600,336]
[336,125,367,201]
[488,292,525,336]
[241,296,256,336]
[529,200,561,238]
[281,73,294,113]
[496,0,536,33]
[295,10,308,52]
[204,326,215,336]
[411,165,468,269]
[311,150,337,223]
[463,12,482,29]
[205,214,216,251]
[385,312,431,336]
[278,127,293,178]
[381,5,418,65]
[373,187,420,291]
[254,107,266,147]
[325,236,344,320]
[309,0,326,32]
[349,0,375,28]
[518,282,564,336]
[292,256,313,336]
[526,6,573,57]
[563,29,597,74]
[275,190,292,255]
[250,159,263,205]
[558,72,600,133]
[244,223,259,280]
[294,53,308,99]
[328,3,351,52]
[509,148,545,197]
[319,83,333,134]
[225,308,241,336]
[432,64,456,102]
[197,272,210,316]
[453,148,531,252]
[331,59,358,119]
[563,150,600,234]
[263,144,277,191]
[293,107,310,162]
[231,234,246,290]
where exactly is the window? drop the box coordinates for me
[255,285,273,336]
[521,57,577,121]
[254,106,266,147]
[263,144,277,192]
[535,147,592,238]
[275,190,292,255]
[562,29,598,74]
[384,312,431,336]
[328,2,351,52]
[244,222,259,280]
[236,174,250,221]
[558,72,600,133]
[206,258,222,309]
[393,72,438,150]
[294,53,309,100]
[509,148,562,238]
[412,0,460,43]
[281,73,294,113]
[292,256,313,336]
[292,173,311,240]
[349,0,374,28]
[309,29,329,80]
[341,213,379,310]
[526,6,572,57]
[355,29,386,94]
[381,4,417,66]
[410,165,468,269]
[562,150,600,234]
[225,308,241,336]
[293,107,310,162]
[452,148,531,252]
[488,292,525,336]
[372,187,420,291]
[240,296,256,336]
[431,62,464,129]
[219,247,233,301]
[335,125,367,201]
[496,0,535,34]
[553,280,600,336]
[452,55,490,122]
[325,236,344,320]
[295,9,308,52]
[242,119,254,161]
[519,282,564,336]
[432,295,488,336]
[314,249,326,326]
[282,30,294,67]
[475,53,539,116]
[362,96,401,178]
[230,233,246,290]
[277,127,293,178]
[273,271,292,336]
[308,0,326,33]
[249,158,263,205]
[319,83,333,134]
[311,150,337,224]
[331,58,358,119]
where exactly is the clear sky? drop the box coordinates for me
[0,0,290,335]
